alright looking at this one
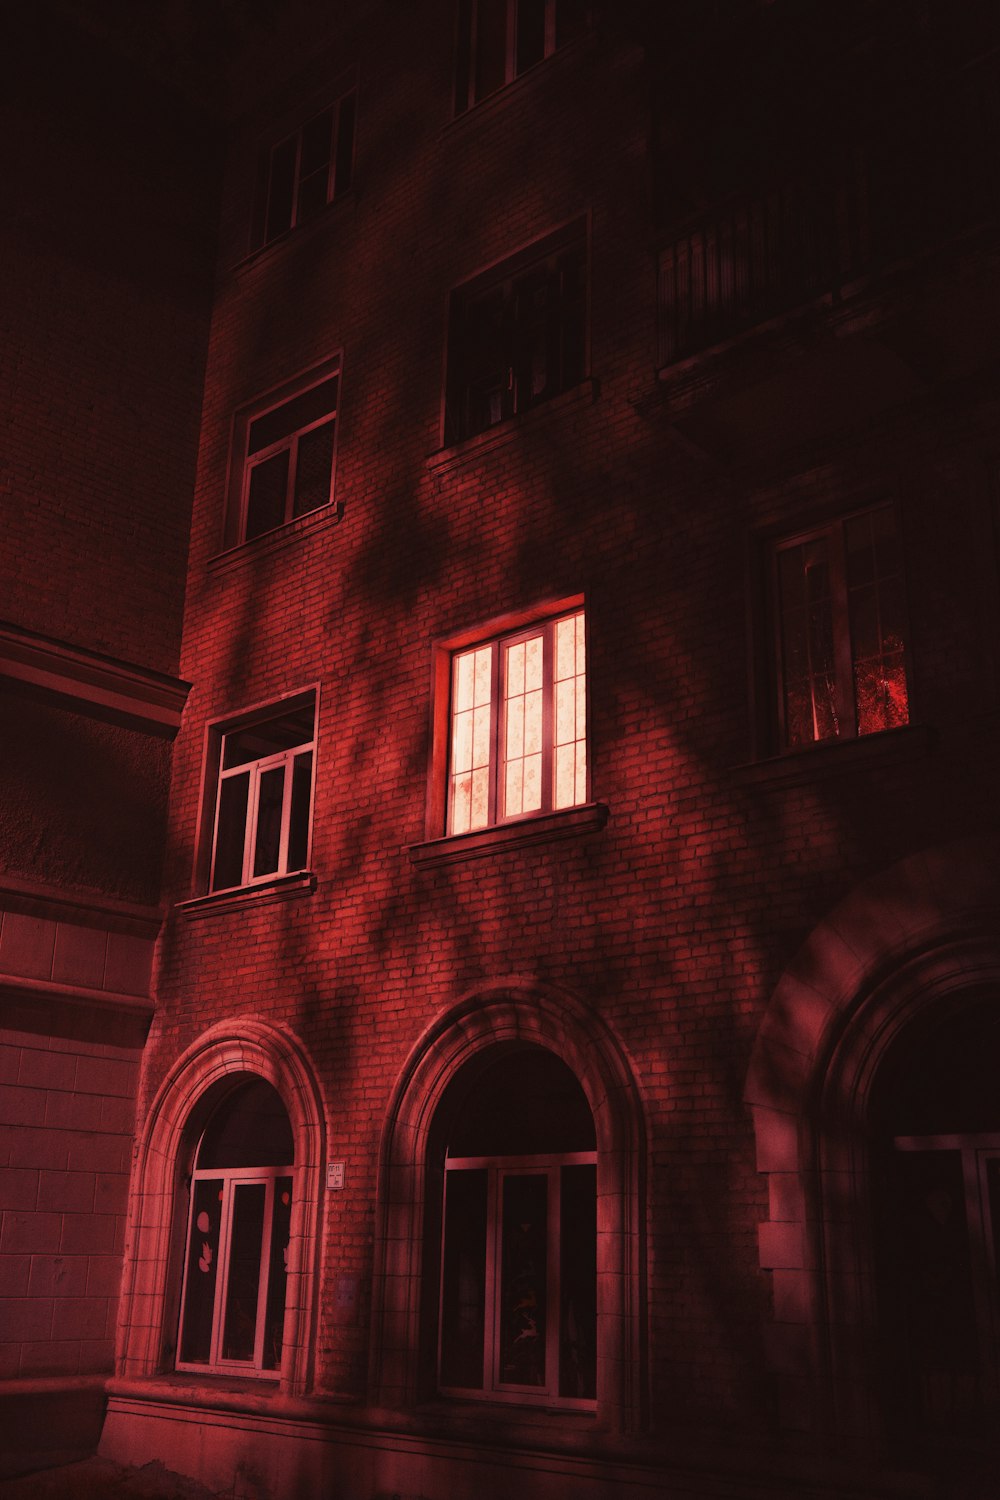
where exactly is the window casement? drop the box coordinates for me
[444,607,587,836]
[455,0,589,113]
[224,361,340,550]
[176,1079,294,1379]
[440,1153,597,1403]
[445,224,587,445]
[207,695,316,894]
[772,503,910,750]
[250,91,356,253]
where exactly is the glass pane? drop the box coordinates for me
[265,136,296,243]
[502,632,544,818]
[778,538,841,746]
[450,646,493,833]
[292,420,335,517]
[245,450,290,540]
[333,91,356,196]
[560,1164,596,1398]
[441,1169,488,1388]
[300,106,333,177]
[247,378,338,456]
[253,766,286,878]
[212,773,250,891]
[287,751,313,872]
[222,1183,266,1361]
[516,0,546,73]
[553,613,585,807]
[474,0,508,101]
[847,506,909,739]
[499,1174,547,1387]
[179,1178,223,1363]
[223,705,313,769]
[297,169,329,223]
[262,1177,293,1370]
[198,1079,294,1170]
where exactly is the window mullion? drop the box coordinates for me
[252,1178,276,1370]
[489,641,502,825]
[831,522,857,739]
[211,1182,236,1368]
[290,129,304,230]
[243,764,262,885]
[541,622,555,813]
[486,1167,501,1393]
[505,0,517,85]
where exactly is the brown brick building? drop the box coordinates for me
[5,2,1000,1495]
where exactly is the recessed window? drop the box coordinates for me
[447,608,586,835]
[772,504,910,749]
[445,225,586,445]
[250,91,356,252]
[209,696,315,893]
[455,0,589,112]
[225,363,339,549]
[176,1079,294,1378]
[437,1050,597,1405]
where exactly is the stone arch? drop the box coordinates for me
[745,836,1000,1439]
[115,1019,326,1396]
[369,978,646,1433]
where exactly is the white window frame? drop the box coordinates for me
[446,608,587,836]
[176,1162,293,1379]
[205,693,317,895]
[225,361,341,550]
[438,1149,597,1407]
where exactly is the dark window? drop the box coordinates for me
[226,363,339,548]
[437,1050,597,1405]
[446,227,586,443]
[251,92,356,252]
[772,504,910,749]
[177,1080,294,1377]
[455,0,589,112]
[209,698,315,893]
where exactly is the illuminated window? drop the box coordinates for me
[438,1050,597,1406]
[176,1079,293,1378]
[445,225,586,444]
[447,609,586,835]
[209,696,315,893]
[225,362,339,549]
[773,504,910,749]
[455,0,589,112]
[250,92,356,252]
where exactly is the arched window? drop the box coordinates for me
[176,1078,294,1378]
[432,1047,597,1406]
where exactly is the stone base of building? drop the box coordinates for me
[98,1384,936,1500]
[0,1376,107,1479]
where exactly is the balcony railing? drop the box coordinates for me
[657,50,1000,369]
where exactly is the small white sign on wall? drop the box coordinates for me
[327,1161,345,1191]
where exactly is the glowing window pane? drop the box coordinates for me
[448,610,586,832]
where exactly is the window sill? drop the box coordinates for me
[427,379,599,477]
[409,803,608,867]
[732,723,936,790]
[208,502,344,574]
[227,189,358,279]
[176,871,316,919]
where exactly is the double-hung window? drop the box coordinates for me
[455,0,589,112]
[250,91,356,252]
[226,361,339,548]
[448,608,586,835]
[445,225,586,444]
[209,697,315,893]
[772,503,910,749]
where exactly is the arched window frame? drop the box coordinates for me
[114,1021,325,1397]
[745,836,1000,1444]
[368,981,646,1433]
